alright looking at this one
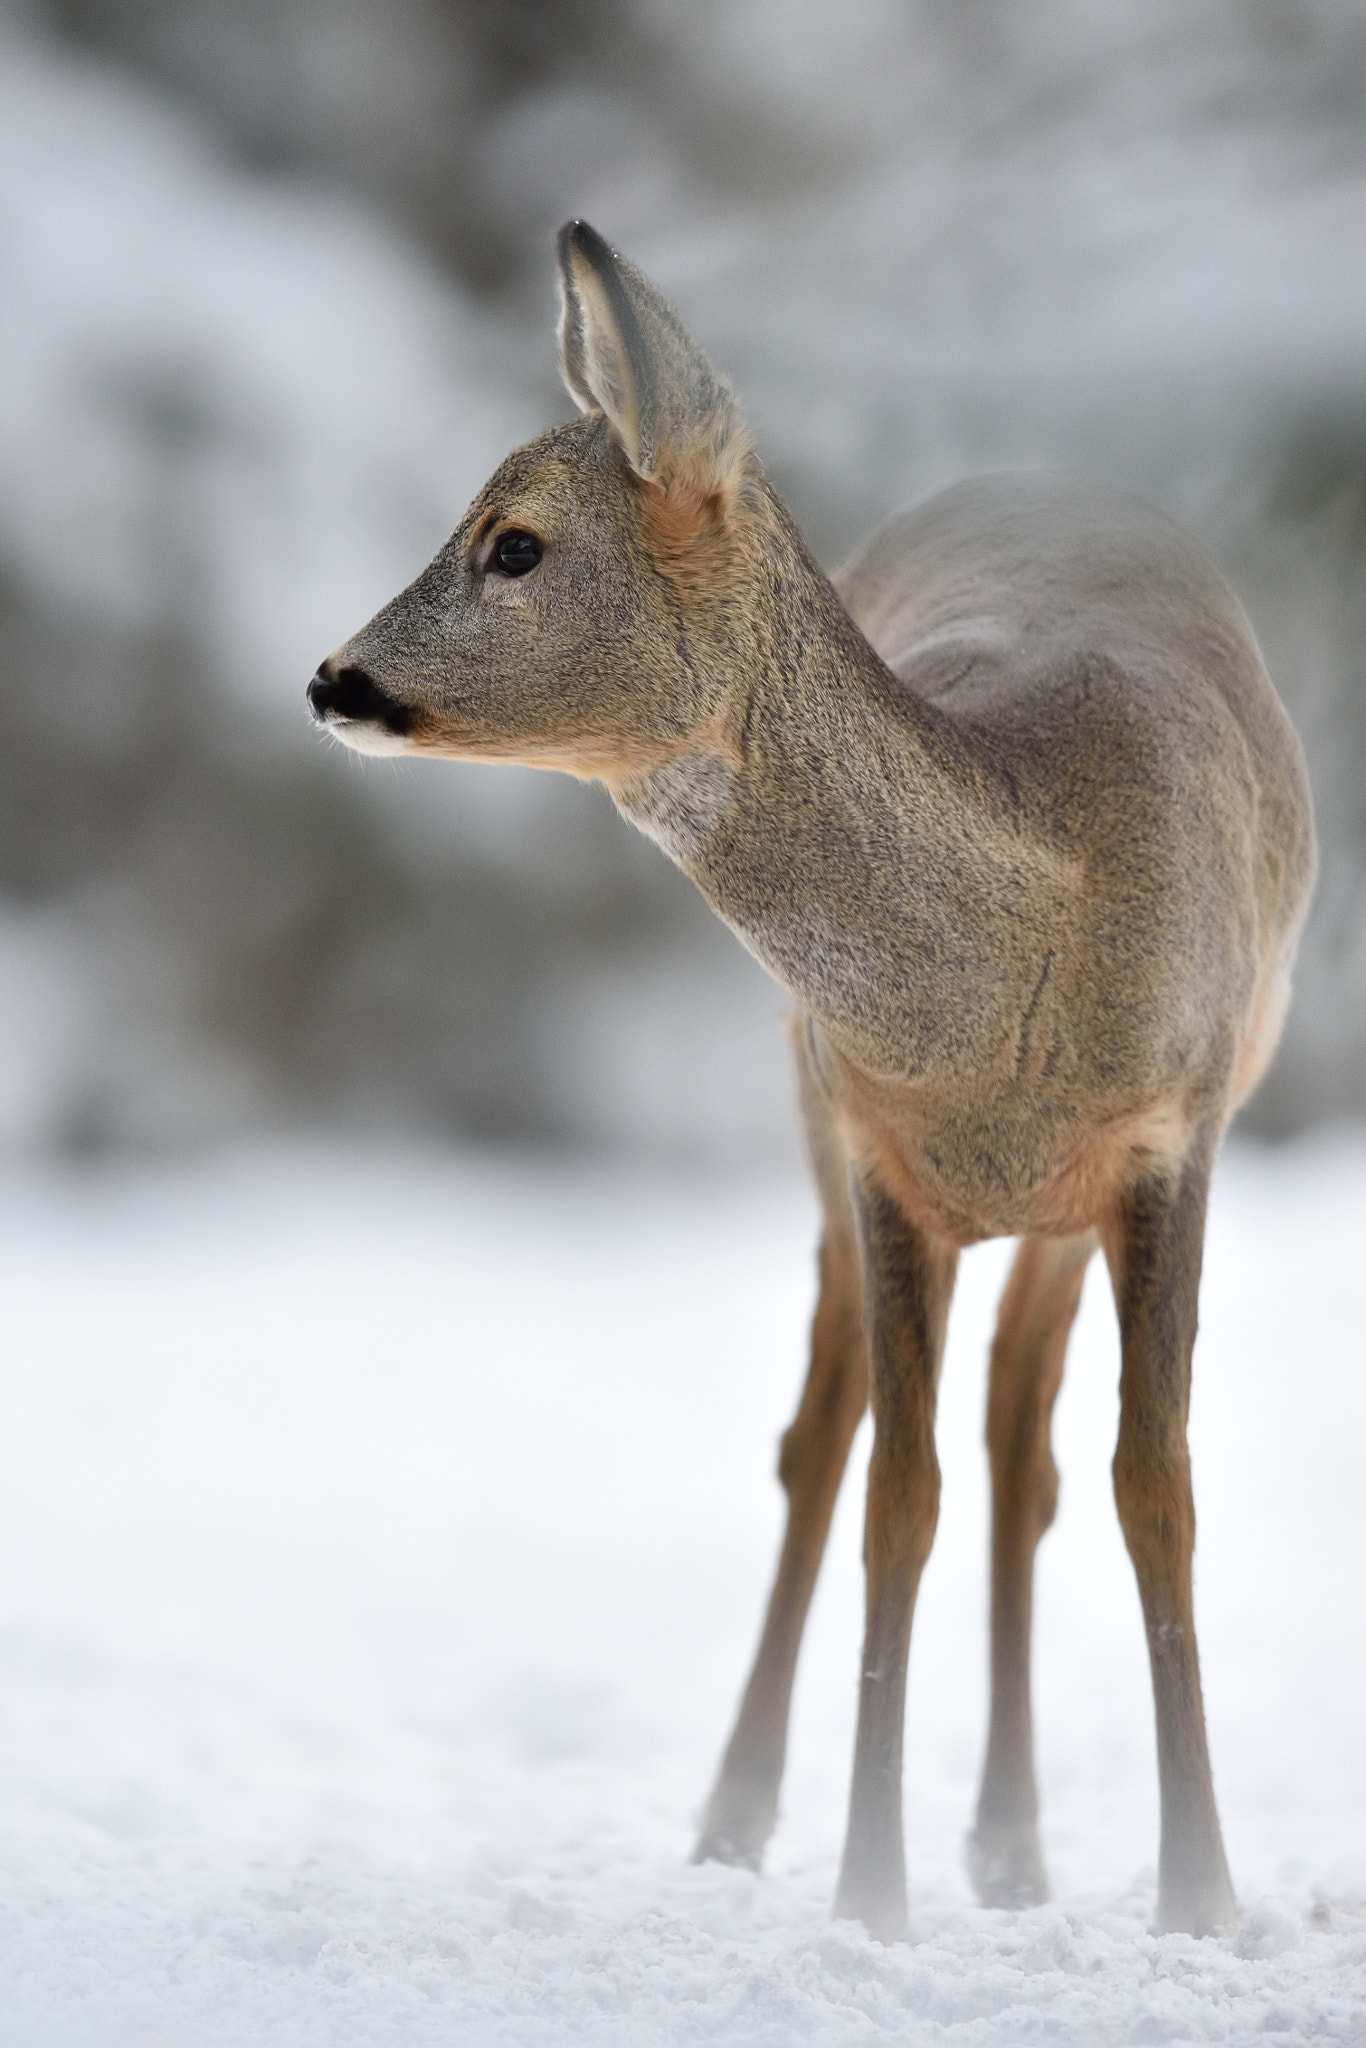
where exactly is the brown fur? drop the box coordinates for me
[969,1231,1092,1906]
[310,219,1317,1941]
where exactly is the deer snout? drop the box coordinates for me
[307,661,416,754]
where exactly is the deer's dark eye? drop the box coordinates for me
[493,529,543,577]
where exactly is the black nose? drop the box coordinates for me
[307,663,413,736]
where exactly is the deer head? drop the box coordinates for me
[307,221,761,787]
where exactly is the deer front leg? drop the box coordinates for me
[694,1222,868,1867]
[1105,1135,1236,1936]
[833,1175,957,1941]
[695,1018,869,1868]
[968,1232,1094,1908]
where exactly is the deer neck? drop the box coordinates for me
[610,501,1045,1084]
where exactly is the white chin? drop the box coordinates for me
[321,718,416,758]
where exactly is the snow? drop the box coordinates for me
[0,1134,1362,2044]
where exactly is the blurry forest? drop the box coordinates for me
[1,0,1364,1155]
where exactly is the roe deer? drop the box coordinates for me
[308,221,1315,1941]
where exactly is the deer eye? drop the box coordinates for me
[493,529,543,577]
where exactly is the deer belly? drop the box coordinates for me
[836,1075,1192,1246]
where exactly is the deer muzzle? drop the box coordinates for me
[307,662,415,752]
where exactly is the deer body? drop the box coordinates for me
[309,223,1315,1942]
[619,472,1300,1248]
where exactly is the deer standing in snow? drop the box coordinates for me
[308,221,1315,1941]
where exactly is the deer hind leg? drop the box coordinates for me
[693,1026,869,1869]
[1104,1132,1236,1936]
[834,1172,957,1941]
[967,1232,1095,1908]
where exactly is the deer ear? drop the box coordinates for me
[556,219,750,503]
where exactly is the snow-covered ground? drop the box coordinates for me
[0,1134,1362,2044]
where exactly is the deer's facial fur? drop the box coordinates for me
[321,413,761,791]
[315,219,760,795]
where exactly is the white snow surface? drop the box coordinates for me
[0,1135,1362,2044]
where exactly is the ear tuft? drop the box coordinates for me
[556,219,752,511]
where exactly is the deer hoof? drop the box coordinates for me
[691,1773,776,1870]
[966,1823,1050,1909]
[691,1828,763,1871]
[1155,1875,1237,1938]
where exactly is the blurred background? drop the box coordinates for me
[2,0,1364,1161]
